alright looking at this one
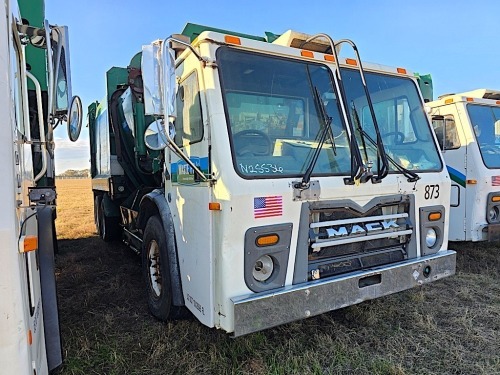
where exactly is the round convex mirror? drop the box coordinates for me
[144,120,168,150]
[67,95,83,142]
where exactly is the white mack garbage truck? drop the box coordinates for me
[0,0,82,373]
[428,89,500,241]
[89,23,456,336]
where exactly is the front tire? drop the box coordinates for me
[142,215,183,320]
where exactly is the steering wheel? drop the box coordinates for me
[381,131,405,145]
[233,129,272,157]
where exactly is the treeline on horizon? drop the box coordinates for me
[57,169,90,178]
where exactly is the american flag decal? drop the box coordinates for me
[254,196,283,219]
[493,176,500,186]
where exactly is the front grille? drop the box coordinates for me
[307,196,413,280]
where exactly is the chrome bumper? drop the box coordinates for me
[231,250,456,337]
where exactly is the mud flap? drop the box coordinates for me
[38,206,63,371]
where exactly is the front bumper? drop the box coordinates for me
[231,250,456,337]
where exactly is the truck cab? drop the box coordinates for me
[90,24,456,336]
[428,89,500,241]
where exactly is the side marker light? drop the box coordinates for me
[224,35,241,45]
[20,235,38,253]
[208,202,221,211]
[301,50,314,58]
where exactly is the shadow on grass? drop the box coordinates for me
[453,240,500,276]
[56,236,147,323]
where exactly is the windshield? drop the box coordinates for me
[341,69,442,172]
[217,47,351,179]
[467,104,500,169]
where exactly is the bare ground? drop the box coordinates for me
[54,179,500,375]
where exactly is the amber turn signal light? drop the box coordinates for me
[256,234,279,247]
[428,212,442,221]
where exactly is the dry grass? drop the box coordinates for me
[54,179,500,375]
[56,178,95,240]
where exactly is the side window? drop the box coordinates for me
[174,71,203,147]
[432,115,460,150]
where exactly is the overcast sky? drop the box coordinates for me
[46,0,500,173]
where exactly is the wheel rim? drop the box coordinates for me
[147,239,162,297]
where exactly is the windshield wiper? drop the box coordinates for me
[297,87,334,188]
[351,104,420,183]
[352,103,371,181]
[350,101,389,183]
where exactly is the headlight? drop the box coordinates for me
[486,193,500,224]
[253,255,274,282]
[420,206,444,255]
[425,228,437,248]
[244,224,292,292]
[488,206,499,222]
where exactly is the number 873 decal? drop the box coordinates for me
[424,184,440,200]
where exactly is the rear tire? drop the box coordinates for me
[142,215,184,320]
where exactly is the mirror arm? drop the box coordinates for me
[164,37,204,62]
[162,121,211,182]
[157,39,212,182]
[154,38,213,182]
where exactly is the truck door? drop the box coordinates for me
[166,61,214,327]
[432,113,467,240]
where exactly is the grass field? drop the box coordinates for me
[54,179,500,375]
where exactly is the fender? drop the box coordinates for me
[138,189,184,307]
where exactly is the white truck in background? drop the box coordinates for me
[89,23,456,336]
[0,0,82,373]
[428,89,500,241]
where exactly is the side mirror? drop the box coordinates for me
[67,96,83,142]
[142,41,162,115]
[162,44,177,122]
[142,39,177,123]
[19,21,73,117]
[48,24,73,115]
[144,120,168,150]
